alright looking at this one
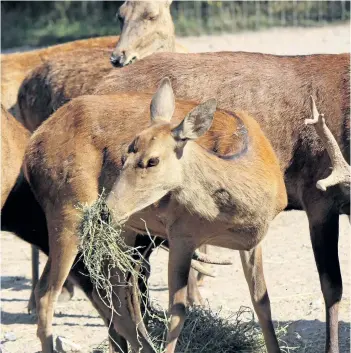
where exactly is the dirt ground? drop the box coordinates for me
[1,24,350,353]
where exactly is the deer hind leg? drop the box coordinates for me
[306,208,341,353]
[240,245,280,353]
[35,205,81,353]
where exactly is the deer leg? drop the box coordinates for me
[166,238,195,353]
[240,245,280,353]
[35,206,80,353]
[187,268,204,306]
[307,210,341,353]
[28,245,40,314]
[196,244,208,286]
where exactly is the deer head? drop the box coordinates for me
[106,77,217,222]
[110,0,175,67]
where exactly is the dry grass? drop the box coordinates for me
[78,194,298,353]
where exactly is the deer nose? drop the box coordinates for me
[110,50,125,67]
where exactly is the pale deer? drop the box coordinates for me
[110,0,187,67]
[23,79,287,353]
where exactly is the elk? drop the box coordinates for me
[23,79,287,353]
[17,50,349,353]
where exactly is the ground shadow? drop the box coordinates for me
[1,276,31,291]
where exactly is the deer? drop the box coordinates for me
[1,36,118,114]
[89,51,349,353]
[4,0,194,308]
[1,104,77,312]
[109,0,186,67]
[23,78,287,353]
[16,50,349,353]
[1,104,30,208]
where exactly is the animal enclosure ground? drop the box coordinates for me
[1,24,350,353]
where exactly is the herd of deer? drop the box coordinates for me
[1,1,349,353]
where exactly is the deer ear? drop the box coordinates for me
[150,77,175,123]
[171,98,217,141]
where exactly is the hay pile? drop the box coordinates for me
[77,194,285,353]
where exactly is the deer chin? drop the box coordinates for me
[106,186,170,225]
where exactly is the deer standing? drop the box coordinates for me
[23,79,287,353]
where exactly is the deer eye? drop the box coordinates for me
[147,157,159,168]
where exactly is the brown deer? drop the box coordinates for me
[1,104,30,208]
[23,79,287,353]
[5,0,191,306]
[90,52,349,353]
[17,51,349,353]
[1,36,118,114]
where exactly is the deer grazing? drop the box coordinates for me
[14,30,350,350]
[23,78,287,353]
[17,50,349,353]
[4,0,192,308]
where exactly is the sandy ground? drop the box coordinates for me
[1,24,350,353]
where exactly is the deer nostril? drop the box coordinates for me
[137,160,145,169]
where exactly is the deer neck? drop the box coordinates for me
[174,141,253,224]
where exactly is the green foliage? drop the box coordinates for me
[1,1,350,49]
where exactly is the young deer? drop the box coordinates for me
[24,78,287,353]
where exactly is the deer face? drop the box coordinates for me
[106,78,217,223]
[110,0,175,67]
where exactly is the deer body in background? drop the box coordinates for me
[23,80,287,353]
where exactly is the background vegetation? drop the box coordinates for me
[1,1,350,50]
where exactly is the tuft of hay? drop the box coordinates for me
[76,192,147,314]
[146,304,267,353]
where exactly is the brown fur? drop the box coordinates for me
[1,105,30,208]
[18,51,350,353]
[24,92,286,353]
[1,36,118,113]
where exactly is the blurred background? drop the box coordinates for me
[1,1,350,50]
